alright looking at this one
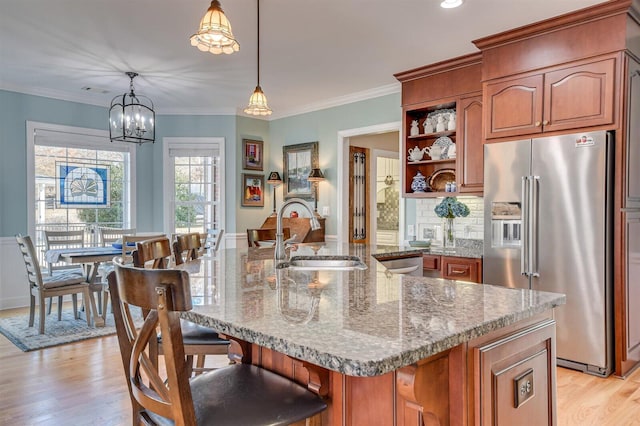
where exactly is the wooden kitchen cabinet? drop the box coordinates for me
[456,94,484,193]
[395,53,483,197]
[484,57,616,140]
[441,256,482,282]
[472,318,557,425]
[617,55,640,376]
[475,1,640,375]
[423,254,482,283]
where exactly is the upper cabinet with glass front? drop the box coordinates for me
[394,53,484,197]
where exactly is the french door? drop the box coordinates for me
[164,138,224,237]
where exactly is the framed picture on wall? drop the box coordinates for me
[283,141,319,200]
[242,139,264,171]
[241,173,265,207]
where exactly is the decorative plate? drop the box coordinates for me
[433,136,454,159]
[429,168,456,192]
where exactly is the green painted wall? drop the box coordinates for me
[0,90,135,236]
[151,114,239,233]
[269,93,407,235]
[0,89,413,239]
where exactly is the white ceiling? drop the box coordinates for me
[0,0,604,119]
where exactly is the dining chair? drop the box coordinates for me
[16,234,93,334]
[172,233,202,265]
[198,228,224,255]
[122,233,166,265]
[44,229,86,318]
[246,227,290,247]
[107,261,327,425]
[99,227,136,246]
[134,237,229,376]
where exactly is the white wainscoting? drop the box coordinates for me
[0,236,30,310]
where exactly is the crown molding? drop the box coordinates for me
[268,83,401,120]
[1,82,400,119]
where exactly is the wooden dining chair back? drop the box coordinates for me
[16,234,91,334]
[135,237,230,375]
[44,229,85,275]
[99,227,136,246]
[247,227,290,247]
[122,234,166,265]
[195,228,225,256]
[173,233,201,265]
[108,261,327,425]
[133,237,172,269]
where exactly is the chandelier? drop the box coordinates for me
[244,0,272,116]
[109,72,155,145]
[190,0,240,55]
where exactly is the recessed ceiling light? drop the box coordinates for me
[441,0,464,8]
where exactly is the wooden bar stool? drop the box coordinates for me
[173,233,202,265]
[134,237,230,376]
[108,261,327,425]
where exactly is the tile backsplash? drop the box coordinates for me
[414,196,484,241]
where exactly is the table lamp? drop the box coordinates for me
[307,168,325,216]
[267,171,283,216]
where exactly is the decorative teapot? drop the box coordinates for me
[407,145,427,162]
[447,143,456,159]
[424,145,442,160]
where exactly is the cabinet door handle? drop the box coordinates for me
[542,120,549,126]
[451,269,467,275]
[534,121,541,127]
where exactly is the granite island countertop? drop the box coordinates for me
[182,242,564,377]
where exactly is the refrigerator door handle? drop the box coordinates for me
[531,176,540,277]
[521,176,530,276]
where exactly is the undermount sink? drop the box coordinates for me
[280,255,368,271]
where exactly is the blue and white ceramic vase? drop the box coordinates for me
[411,172,428,192]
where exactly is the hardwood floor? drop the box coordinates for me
[2,306,640,425]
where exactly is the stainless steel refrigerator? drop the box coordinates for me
[483,131,613,376]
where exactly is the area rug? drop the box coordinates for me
[0,310,119,352]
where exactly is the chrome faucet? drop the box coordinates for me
[275,198,321,260]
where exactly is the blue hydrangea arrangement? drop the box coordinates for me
[434,196,470,219]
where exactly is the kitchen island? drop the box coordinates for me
[182,243,565,425]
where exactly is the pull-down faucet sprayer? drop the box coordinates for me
[274,198,320,260]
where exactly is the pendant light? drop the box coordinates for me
[244,0,272,116]
[190,0,240,55]
[109,72,155,145]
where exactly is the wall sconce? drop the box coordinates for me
[267,171,283,216]
[307,168,325,216]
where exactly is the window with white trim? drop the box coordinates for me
[28,122,135,262]
[164,138,224,238]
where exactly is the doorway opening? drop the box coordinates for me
[337,122,402,246]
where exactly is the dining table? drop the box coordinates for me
[44,245,126,327]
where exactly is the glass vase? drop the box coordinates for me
[443,217,456,248]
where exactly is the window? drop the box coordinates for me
[27,122,136,262]
[163,138,225,237]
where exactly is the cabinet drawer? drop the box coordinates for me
[423,255,440,271]
[442,256,482,283]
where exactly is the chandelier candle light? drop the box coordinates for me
[109,72,155,145]
[434,196,470,248]
[190,0,239,55]
[244,0,272,116]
